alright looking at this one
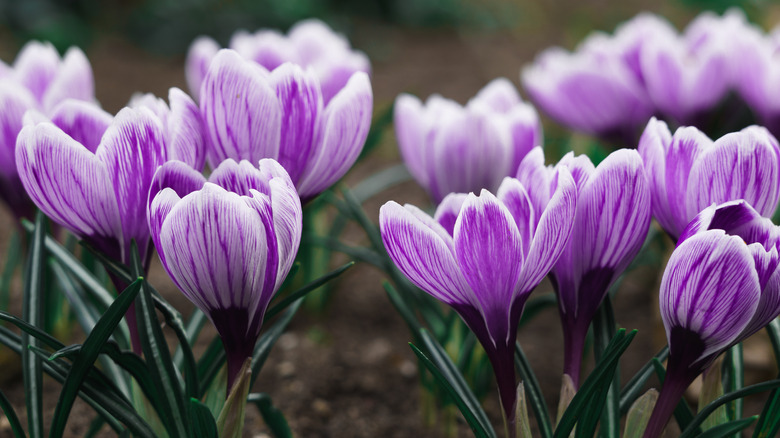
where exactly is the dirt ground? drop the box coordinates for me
[1,4,780,437]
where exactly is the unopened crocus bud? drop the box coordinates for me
[395,78,542,204]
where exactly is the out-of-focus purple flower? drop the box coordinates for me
[517,147,651,386]
[200,49,372,201]
[638,117,780,241]
[186,19,370,104]
[129,87,207,171]
[734,22,780,135]
[644,200,780,438]
[379,171,577,429]
[148,158,302,390]
[394,78,542,204]
[0,41,95,219]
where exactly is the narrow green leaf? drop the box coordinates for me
[305,235,386,268]
[723,343,744,426]
[351,163,412,203]
[592,296,618,438]
[84,415,106,438]
[695,416,757,438]
[620,346,669,415]
[681,380,780,438]
[766,319,780,365]
[248,393,292,438]
[0,231,21,312]
[197,337,226,398]
[250,297,304,388]
[173,308,207,369]
[516,383,533,438]
[417,329,496,438]
[0,387,26,438]
[130,241,189,438]
[698,356,728,431]
[22,210,46,438]
[752,384,780,438]
[188,398,218,438]
[623,389,658,438]
[148,291,198,399]
[515,343,553,438]
[265,261,354,320]
[382,281,422,334]
[0,310,65,351]
[410,343,494,438]
[49,278,143,438]
[217,358,252,438]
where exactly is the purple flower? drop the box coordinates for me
[638,117,780,241]
[129,87,207,171]
[0,41,95,219]
[200,49,372,201]
[379,171,577,428]
[394,78,542,204]
[148,158,302,390]
[734,22,780,135]
[517,147,651,386]
[643,200,780,438]
[521,25,655,141]
[186,19,370,104]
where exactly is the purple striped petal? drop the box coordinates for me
[433,192,467,236]
[473,78,521,113]
[557,151,595,191]
[96,107,166,256]
[638,117,675,236]
[380,201,473,307]
[454,190,524,347]
[664,126,711,238]
[13,41,60,103]
[185,37,220,102]
[740,244,780,340]
[41,47,94,112]
[148,160,206,210]
[167,88,206,171]
[515,147,554,224]
[49,99,111,153]
[0,84,36,181]
[506,104,543,174]
[148,187,182,270]
[688,126,780,221]
[261,159,303,290]
[518,168,577,296]
[200,49,281,168]
[208,159,267,196]
[496,177,535,256]
[679,200,780,249]
[16,122,122,248]
[296,71,372,199]
[394,94,428,187]
[660,230,760,362]
[269,63,323,184]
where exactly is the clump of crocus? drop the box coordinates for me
[186,19,370,104]
[148,158,302,391]
[643,200,780,438]
[199,49,372,201]
[638,117,780,241]
[380,171,577,435]
[517,147,651,387]
[394,78,542,204]
[0,41,95,219]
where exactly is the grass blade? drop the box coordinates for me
[266,261,354,320]
[248,393,292,438]
[188,398,218,438]
[695,417,757,438]
[515,343,553,438]
[250,298,304,388]
[0,387,26,437]
[592,296,619,438]
[22,211,46,438]
[620,346,669,415]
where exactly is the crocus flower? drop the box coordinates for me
[734,23,780,136]
[380,171,577,432]
[148,158,302,390]
[186,19,370,104]
[394,78,542,204]
[200,49,372,201]
[0,41,95,219]
[643,200,780,438]
[638,117,780,241]
[129,87,207,171]
[517,147,651,387]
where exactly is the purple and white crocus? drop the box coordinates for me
[0,41,95,220]
[517,147,651,387]
[394,78,542,204]
[148,158,302,391]
[380,172,577,432]
[643,200,780,438]
[186,19,370,104]
[200,49,372,201]
[638,117,780,241]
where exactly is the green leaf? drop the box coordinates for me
[417,328,496,437]
[0,387,26,437]
[695,417,757,438]
[217,358,252,438]
[265,261,354,320]
[0,231,22,313]
[130,241,189,438]
[248,393,292,438]
[515,343,553,438]
[49,278,143,438]
[410,341,495,438]
[84,415,106,438]
[752,384,780,438]
[723,343,743,426]
[766,319,780,365]
[591,296,619,438]
[516,382,533,438]
[188,398,218,438]
[680,379,780,438]
[620,346,669,415]
[197,337,226,398]
[250,297,305,388]
[698,356,728,431]
[555,329,636,438]
[623,389,658,438]
[173,308,207,369]
[350,163,412,203]
[383,281,422,334]
[22,210,46,438]
[148,291,199,399]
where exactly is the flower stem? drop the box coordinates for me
[642,367,693,438]
[562,321,587,388]
[490,344,517,438]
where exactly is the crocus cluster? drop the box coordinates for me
[0,41,95,220]
[644,200,780,438]
[522,10,763,141]
[380,170,577,430]
[186,19,370,104]
[395,78,542,204]
[517,147,651,387]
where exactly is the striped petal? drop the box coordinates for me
[49,99,111,153]
[434,192,467,237]
[185,36,220,102]
[148,160,206,210]
[41,47,95,111]
[515,147,554,225]
[0,84,36,181]
[664,126,711,238]
[394,94,428,188]
[208,159,268,196]
[13,41,59,103]
[496,177,535,256]
[638,117,675,236]
[167,88,206,171]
